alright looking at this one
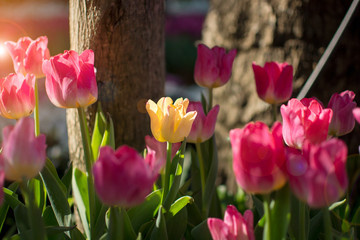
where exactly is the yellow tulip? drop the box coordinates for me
[146,97,197,143]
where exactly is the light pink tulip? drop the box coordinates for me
[42,49,98,108]
[327,90,356,136]
[5,36,50,78]
[93,145,159,207]
[186,102,219,143]
[353,107,360,124]
[230,121,287,194]
[252,61,293,104]
[281,98,333,149]
[0,118,46,182]
[194,44,237,88]
[207,205,255,240]
[286,139,348,208]
[0,73,35,119]
[145,135,181,173]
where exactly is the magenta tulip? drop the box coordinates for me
[194,44,237,88]
[281,98,333,149]
[286,139,348,208]
[207,205,255,240]
[93,145,159,207]
[327,90,356,136]
[0,73,35,119]
[353,107,360,124]
[42,49,98,108]
[186,102,219,143]
[252,61,293,104]
[230,121,287,194]
[0,118,46,182]
[5,36,50,78]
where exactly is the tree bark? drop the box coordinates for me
[202,0,360,192]
[68,0,165,171]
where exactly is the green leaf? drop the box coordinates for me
[72,167,90,239]
[270,184,291,240]
[40,158,71,228]
[94,205,108,240]
[91,103,107,159]
[309,210,323,240]
[70,227,87,240]
[29,177,47,213]
[191,220,212,240]
[61,164,73,196]
[0,201,9,232]
[168,196,193,217]
[100,115,115,150]
[3,187,23,209]
[128,189,162,232]
[107,207,136,240]
[150,206,168,240]
[329,198,347,211]
[166,207,187,240]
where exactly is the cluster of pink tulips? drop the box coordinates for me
[0,36,358,240]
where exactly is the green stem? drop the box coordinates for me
[195,142,206,217]
[272,104,277,123]
[161,141,172,205]
[323,208,332,240]
[77,107,95,239]
[263,194,272,240]
[208,88,213,112]
[34,80,40,136]
[299,201,306,240]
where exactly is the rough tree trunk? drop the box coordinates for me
[67,0,165,171]
[202,0,360,192]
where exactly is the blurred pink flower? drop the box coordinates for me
[0,73,35,119]
[5,36,50,78]
[145,135,181,173]
[230,122,287,194]
[0,118,46,182]
[327,90,356,136]
[194,44,236,88]
[42,49,98,108]
[281,98,333,149]
[286,139,348,208]
[93,145,159,207]
[186,102,219,143]
[353,107,360,124]
[252,61,293,104]
[207,205,255,240]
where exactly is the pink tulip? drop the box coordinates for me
[42,49,98,108]
[281,98,333,149]
[194,44,237,88]
[207,205,255,240]
[327,90,356,136]
[0,73,35,119]
[144,135,181,173]
[286,139,348,208]
[0,170,4,205]
[230,121,287,194]
[186,102,219,143]
[0,118,46,182]
[5,36,50,78]
[252,61,293,104]
[93,145,159,207]
[353,107,360,124]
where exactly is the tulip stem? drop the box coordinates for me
[161,141,172,205]
[34,80,40,136]
[263,194,272,240]
[77,107,95,239]
[272,104,277,123]
[208,88,213,112]
[322,207,332,240]
[299,201,306,240]
[195,142,207,217]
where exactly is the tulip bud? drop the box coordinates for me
[42,49,98,108]
[186,102,219,143]
[252,61,293,104]
[207,205,255,240]
[327,90,356,136]
[194,44,236,88]
[230,121,287,194]
[5,36,50,78]
[0,118,46,182]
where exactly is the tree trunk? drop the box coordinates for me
[67,0,165,171]
[202,0,360,192]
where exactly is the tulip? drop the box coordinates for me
[5,36,50,78]
[146,97,197,143]
[194,44,237,88]
[93,145,159,207]
[252,61,293,104]
[281,98,333,149]
[186,102,219,143]
[207,205,255,240]
[286,139,348,208]
[0,73,35,119]
[353,107,360,124]
[0,171,4,205]
[0,118,46,182]
[327,90,356,136]
[42,49,98,108]
[230,121,287,194]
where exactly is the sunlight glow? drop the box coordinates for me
[0,43,7,58]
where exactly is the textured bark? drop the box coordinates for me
[67,0,165,171]
[202,0,360,192]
